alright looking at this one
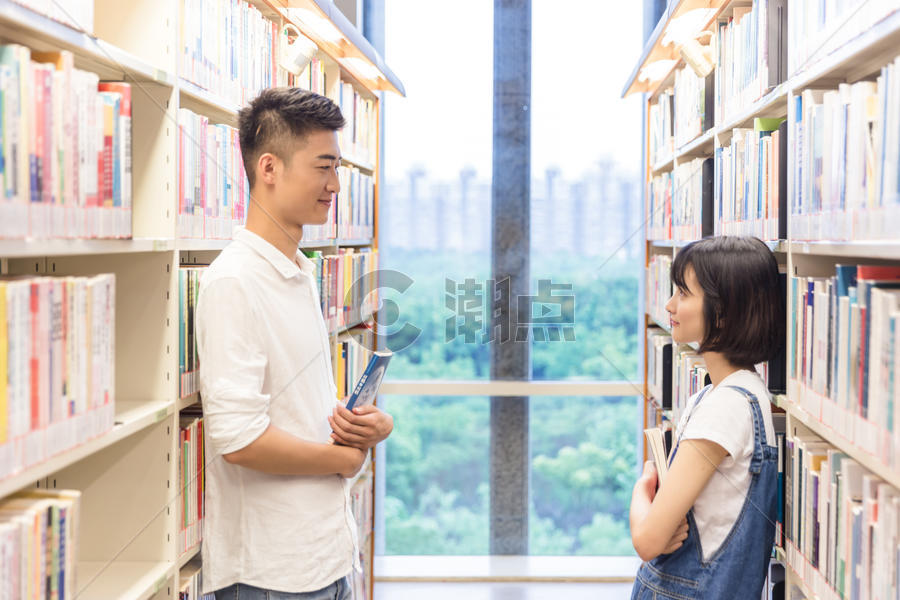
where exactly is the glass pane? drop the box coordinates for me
[380,395,490,555]
[529,1,644,381]
[529,396,640,555]
[379,0,493,380]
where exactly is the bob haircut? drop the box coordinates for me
[671,236,784,367]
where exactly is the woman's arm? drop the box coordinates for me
[629,438,728,561]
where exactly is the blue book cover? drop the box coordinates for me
[345,351,392,411]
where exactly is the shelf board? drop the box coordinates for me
[0,0,174,85]
[178,78,241,125]
[650,155,674,175]
[0,399,173,499]
[649,239,787,252]
[781,391,900,489]
[331,317,373,337]
[789,240,900,259]
[0,238,173,258]
[77,560,172,600]
[342,156,376,172]
[177,545,201,570]
[791,8,900,91]
[675,128,716,160]
[177,393,201,412]
[176,238,231,252]
[714,83,789,137]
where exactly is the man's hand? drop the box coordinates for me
[328,404,394,450]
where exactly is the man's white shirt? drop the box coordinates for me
[196,227,359,594]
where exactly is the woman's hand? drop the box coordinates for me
[662,518,689,554]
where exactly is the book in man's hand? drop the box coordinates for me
[644,427,671,485]
[345,351,392,411]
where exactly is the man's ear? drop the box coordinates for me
[257,152,280,186]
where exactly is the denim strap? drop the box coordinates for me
[722,385,766,474]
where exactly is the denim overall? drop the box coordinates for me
[631,385,778,600]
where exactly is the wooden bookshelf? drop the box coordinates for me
[633,3,900,599]
[0,1,400,598]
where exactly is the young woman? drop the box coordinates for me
[630,236,784,600]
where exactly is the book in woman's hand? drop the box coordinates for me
[644,427,670,485]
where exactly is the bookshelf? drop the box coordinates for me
[630,2,900,599]
[0,1,401,599]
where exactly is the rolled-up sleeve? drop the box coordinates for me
[196,276,271,456]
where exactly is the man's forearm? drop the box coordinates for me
[223,424,364,477]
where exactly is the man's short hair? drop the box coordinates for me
[671,236,784,367]
[238,87,345,187]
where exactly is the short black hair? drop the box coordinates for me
[238,87,345,187]
[671,236,784,367]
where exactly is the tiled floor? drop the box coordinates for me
[373,581,635,600]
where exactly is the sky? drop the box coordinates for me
[382,0,645,182]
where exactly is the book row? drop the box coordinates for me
[337,83,377,167]
[791,55,900,241]
[178,414,205,559]
[179,267,202,399]
[788,0,898,79]
[179,0,278,108]
[790,264,900,472]
[647,324,784,426]
[646,254,672,328]
[714,0,787,125]
[784,428,900,600]
[336,167,375,241]
[0,274,116,483]
[178,255,379,400]
[303,248,379,335]
[177,108,249,240]
[714,118,786,240]
[12,0,94,33]
[0,489,81,600]
[0,46,132,239]
[333,327,376,403]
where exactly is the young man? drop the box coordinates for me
[196,88,394,599]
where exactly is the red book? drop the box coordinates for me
[855,265,900,418]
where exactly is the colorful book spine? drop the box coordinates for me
[333,327,377,402]
[177,108,248,239]
[0,489,81,600]
[784,429,900,600]
[180,0,277,107]
[178,415,205,559]
[337,167,375,241]
[790,264,900,474]
[646,254,672,328]
[0,47,131,239]
[179,267,204,398]
[303,249,379,334]
[0,274,115,482]
[648,89,674,167]
[791,55,900,241]
[714,118,786,240]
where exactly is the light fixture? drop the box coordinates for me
[661,8,716,47]
[279,24,319,76]
[680,31,715,78]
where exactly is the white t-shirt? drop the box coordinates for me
[674,369,775,561]
[196,228,358,594]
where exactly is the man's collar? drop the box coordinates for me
[234,227,315,278]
